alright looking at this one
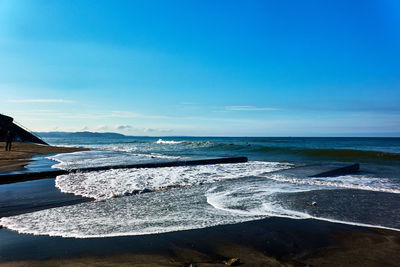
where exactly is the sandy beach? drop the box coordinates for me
[0,142,88,173]
[1,217,399,266]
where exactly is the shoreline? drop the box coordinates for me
[1,217,400,266]
[0,142,89,173]
[0,140,399,265]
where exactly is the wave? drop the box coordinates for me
[47,150,179,170]
[2,170,399,238]
[262,174,400,194]
[155,139,184,144]
[299,148,400,160]
[208,144,400,161]
[155,139,216,147]
[55,161,293,200]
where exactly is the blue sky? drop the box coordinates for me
[0,0,399,136]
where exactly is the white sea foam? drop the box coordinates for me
[83,143,181,154]
[47,150,179,170]
[206,181,311,219]
[2,175,399,239]
[154,139,215,147]
[205,179,400,232]
[0,187,260,238]
[155,139,184,144]
[55,161,293,200]
[262,174,400,194]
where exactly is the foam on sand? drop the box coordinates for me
[206,177,400,232]
[262,174,400,194]
[2,175,399,239]
[0,186,260,238]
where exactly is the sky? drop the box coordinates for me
[0,0,399,136]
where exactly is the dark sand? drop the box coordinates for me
[0,142,88,173]
[1,217,399,266]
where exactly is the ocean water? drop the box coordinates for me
[1,137,400,238]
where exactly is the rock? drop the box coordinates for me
[307,201,317,207]
[139,188,152,194]
[109,193,117,198]
[224,258,240,266]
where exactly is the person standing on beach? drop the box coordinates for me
[5,130,13,151]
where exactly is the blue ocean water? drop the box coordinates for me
[1,136,400,238]
[45,136,400,161]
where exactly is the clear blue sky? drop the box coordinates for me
[0,0,399,136]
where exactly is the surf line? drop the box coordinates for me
[0,157,248,185]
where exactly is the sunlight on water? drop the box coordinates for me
[1,137,400,237]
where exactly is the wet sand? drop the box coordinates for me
[0,217,399,266]
[0,142,88,173]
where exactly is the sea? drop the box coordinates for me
[1,136,400,238]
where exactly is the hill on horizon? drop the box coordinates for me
[35,131,127,138]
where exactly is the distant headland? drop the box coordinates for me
[35,131,127,139]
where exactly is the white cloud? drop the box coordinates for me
[116,125,132,130]
[8,99,74,103]
[225,106,279,111]
[142,127,173,133]
[95,125,110,131]
[143,128,156,132]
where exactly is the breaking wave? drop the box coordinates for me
[155,139,184,144]
[55,161,293,200]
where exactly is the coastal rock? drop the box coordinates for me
[224,258,240,266]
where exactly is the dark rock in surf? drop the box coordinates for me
[139,188,152,194]
[224,258,240,266]
[307,201,317,207]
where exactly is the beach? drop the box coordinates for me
[1,217,400,266]
[0,142,88,173]
[0,137,399,266]
[2,0,399,264]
